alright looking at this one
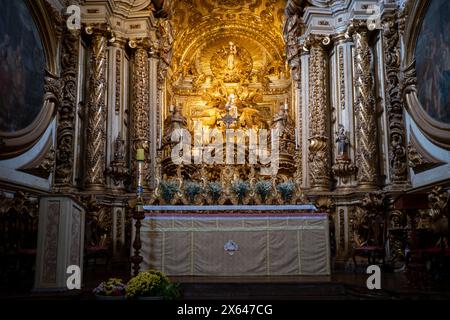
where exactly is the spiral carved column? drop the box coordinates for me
[308,38,330,191]
[131,46,150,191]
[85,32,107,191]
[353,27,378,189]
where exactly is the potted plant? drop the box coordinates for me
[276,181,295,203]
[93,278,127,300]
[254,180,272,203]
[125,270,180,300]
[232,180,250,204]
[206,181,222,204]
[160,180,179,204]
[184,181,203,204]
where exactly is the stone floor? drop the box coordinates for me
[1,257,449,300]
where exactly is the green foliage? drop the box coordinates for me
[276,181,295,203]
[160,180,179,203]
[255,180,272,202]
[125,270,180,300]
[232,180,250,201]
[207,182,222,202]
[184,181,203,203]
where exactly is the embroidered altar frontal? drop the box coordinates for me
[140,213,331,276]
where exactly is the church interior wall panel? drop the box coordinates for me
[1,0,449,289]
[405,112,450,188]
[0,120,56,192]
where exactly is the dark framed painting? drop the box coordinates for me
[0,0,46,133]
[415,0,450,125]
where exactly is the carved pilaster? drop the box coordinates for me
[353,27,378,189]
[308,37,330,191]
[85,28,108,191]
[54,28,79,188]
[130,44,151,190]
[382,17,408,185]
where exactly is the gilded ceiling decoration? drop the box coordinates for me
[168,0,290,133]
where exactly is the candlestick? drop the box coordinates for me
[136,148,145,161]
[136,148,144,199]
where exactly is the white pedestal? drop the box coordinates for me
[34,196,85,291]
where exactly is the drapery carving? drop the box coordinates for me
[85,32,107,190]
[353,27,378,189]
[308,37,330,191]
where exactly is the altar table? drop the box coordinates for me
[139,212,330,276]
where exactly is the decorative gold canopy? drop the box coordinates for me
[168,0,291,132]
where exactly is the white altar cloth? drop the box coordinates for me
[140,213,330,276]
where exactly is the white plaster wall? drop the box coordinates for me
[405,112,450,188]
[0,119,56,192]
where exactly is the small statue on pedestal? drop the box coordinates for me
[336,124,350,160]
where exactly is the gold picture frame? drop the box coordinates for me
[403,0,450,150]
[0,0,59,159]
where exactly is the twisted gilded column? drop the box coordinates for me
[353,26,378,189]
[308,36,331,191]
[130,42,151,191]
[85,28,107,191]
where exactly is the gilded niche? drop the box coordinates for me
[210,42,253,83]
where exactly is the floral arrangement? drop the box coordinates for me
[184,181,203,203]
[92,278,126,297]
[276,181,295,203]
[232,180,250,202]
[160,180,179,203]
[125,270,180,300]
[255,180,272,202]
[207,182,222,202]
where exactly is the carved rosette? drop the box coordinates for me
[55,28,79,187]
[131,47,150,189]
[353,28,378,189]
[85,33,108,190]
[308,38,330,191]
[382,17,408,184]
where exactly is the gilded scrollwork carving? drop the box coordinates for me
[308,36,330,190]
[338,46,345,110]
[55,27,79,187]
[131,46,151,189]
[428,186,449,237]
[351,192,386,247]
[107,136,130,187]
[115,50,122,114]
[382,17,408,184]
[352,25,378,189]
[407,131,445,174]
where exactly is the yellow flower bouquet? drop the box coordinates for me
[125,270,180,300]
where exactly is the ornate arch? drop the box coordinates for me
[403,0,450,150]
[0,0,60,159]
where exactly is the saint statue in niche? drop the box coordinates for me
[336,124,349,159]
[227,42,237,70]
